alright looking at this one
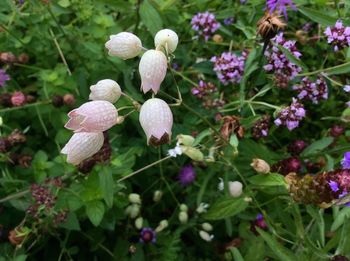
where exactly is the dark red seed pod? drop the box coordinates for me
[51,95,64,108]
[330,125,345,137]
[63,94,76,106]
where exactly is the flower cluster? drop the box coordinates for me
[274,98,306,130]
[324,20,350,51]
[0,69,10,87]
[178,164,196,186]
[266,0,297,19]
[264,33,302,86]
[0,52,29,64]
[251,115,270,139]
[211,51,247,85]
[293,76,328,104]
[191,12,220,41]
[191,80,225,109]
[272,156,301,175]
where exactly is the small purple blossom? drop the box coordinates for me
[191,80,217,98]
[264,33,302,82]
[324,20,350,51]
[293,76,328,104]
[274,98,306,131]
[223,17,234,25]
[343,85,350,92]
[191,12,220,41]
[341,152,350,169]
[252,115,270,139]
[347,101,350,107]
[266,0,297,19]
[178,164,196,186]
[0,69,10,87]
[329,181,339,192]
[140,227,156,244]
[211,51,247,85]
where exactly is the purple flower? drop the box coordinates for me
[341,152,350,169]
[347,101,350,107]
[223,17,234,25]
[324,20,350,51]
[274,98,306,131]
[293,76,328,104]
[250,213,268,235]
[266,0,297,19]
[178,164,196,186]
[211,51,247,85]
[252,115,270,139]
[191,80,217,98]
[264,33,302,84]
[0,69,10,87]
[191,12,220,41]
[140,227,156,244]
[329,180,339,192]
[343,85,350,92]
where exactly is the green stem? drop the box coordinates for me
[297,61,350,77]
[0,189,29,203]
[0,101,51,114]
[170,69,198,86]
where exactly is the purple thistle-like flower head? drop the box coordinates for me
[324,20,350,51]
[178,164,196,186]
[0,69,10,87]
[266,0,297,19]
[341,152,350,169]
[140,227,156,244]
[191,12,220,41]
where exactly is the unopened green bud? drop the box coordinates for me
[128,193,141,204]
[135,217,143,229]
[155,219,168,232]
[177,134,195,146]
[179,204,188,212]
[153,190,163,202]
[201,222,213,232]
[129,204,140,219]
[178,211,188,224]
[181,146,204,161]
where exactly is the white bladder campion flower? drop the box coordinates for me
[61,132,104,165]
[139,50,167,94]
[89,79,122,103]
[65,100,118,133]
[154,29,178,54]
[105,32,142,60]
[139,98,173,146]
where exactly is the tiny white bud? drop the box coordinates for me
[128,193,141,204]
[153,190,163,202]
[154,29,178,54]
[199,230,214,242]
[89,79,122,103]
[218,178,224,191]
[244,196,253,203]
[229,181,243,198]
[201,223,213,232]
[129,204,140,219]
[155,219,169,233]
[178,211,188,224]
[105,32,142,60]
[180,204,188,212]
[196,203,209,214]
[135,217,143,229]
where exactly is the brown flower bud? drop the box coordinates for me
[0,138,11,153]
[51,95,64,108]
[17,53,29,64]
[25,95,36,104]
[18,154,32,168]
[63,94,76,106]
[8,229,25,246]
[0,52,17,64]
[257,11,286,41]
[7,129,26,146]
[0,93,12,107]
[251,158,270,174]
[212,34,223,43]
[295,30,308,45]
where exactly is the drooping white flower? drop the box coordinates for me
[154,29,178,53]
[139,50,167,94]
[139,98,173,146]
[89,79,122,103]
[105,32,142,60]
[61,132,104,165]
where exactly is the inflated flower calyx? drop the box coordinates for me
[61,132,104,165]
[89,79,122,103]
[139,98,173,146]
[177,134,195,146]
[154,29,178,54]
[128,193,141,204]
[65,101,118,133]
[180,146,204,161]
[229,181,243,198]
[105,32,142,60]
[251,158,270,174]
[178,211,188,224]
[139,50,167,94]
[202,223,213,232]
[135,217,143,229]
[155,220,168,232]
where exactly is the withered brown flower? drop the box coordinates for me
[257,11,286,41]
[219,116,244,141]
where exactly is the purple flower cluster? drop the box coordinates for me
[211,51,247,85]
[324,20,350,51]
[293,76,328,104]
[0,69,10,87]
[178,164,196,186]
[192,80,217,98]
[266,0,297,19]
[191,12,220,41]
[264,33,302,83]
[251,115,270,139]
[274,98,306,130]
[341,152,350,169]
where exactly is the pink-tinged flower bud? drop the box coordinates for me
[65,101,118,132]
[11,91,26,107]
[61,132,104,165]
[139,98,173,146]
[89,79,122,103]
[139,50,167,94]
[154,29,178,53]
[251,159,270,174]
[228,181,243,198]
[105,32,142,60]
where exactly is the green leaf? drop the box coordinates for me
[298,7,337,26]
[301,137,334,157]
[257,228,295,261]
[203,197,248,220]
[86,200,105,226]
[193,129,212,146]
[139,0,163,35]
[325,61,350,75]
[331,207,350,231]
[99,167,114,208]
[230,247,244,261]
[59,212,80,231]
[277,45,308,70]
[248,173,286,187]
